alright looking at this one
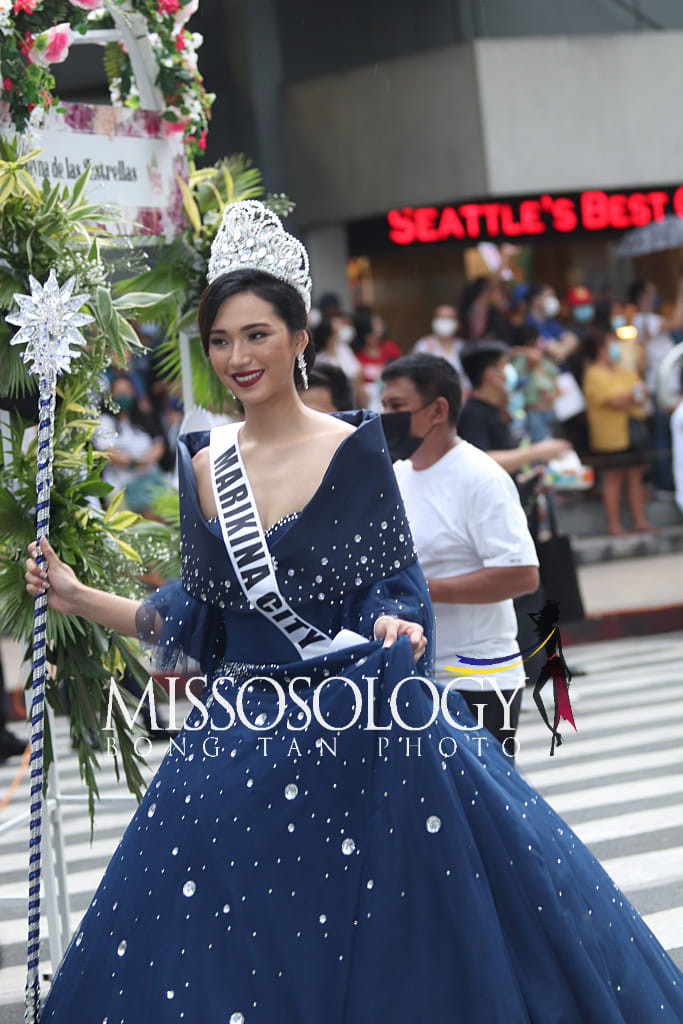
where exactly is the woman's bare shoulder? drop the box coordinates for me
[326,419,356,443]
[302,415,356,468]
[191,444,211,467]
[191,444,211,487]
[306,410,356,443]
[190,442,219,519]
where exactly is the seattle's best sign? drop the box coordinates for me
[346,185,683,251]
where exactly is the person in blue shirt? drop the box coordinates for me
[527,282,579,365]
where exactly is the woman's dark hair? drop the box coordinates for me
[380,352,463,426]
[308,362,354,411]
[627,278,648,307]
[458,276,488,340]
[593,298,612,332]
[351,308,374,354]
[580,326,609,364]
[198,269,314,389]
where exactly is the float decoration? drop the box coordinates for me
[1,0,213,160]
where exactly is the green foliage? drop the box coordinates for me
[116,154,294,413]
[102,41,125,85]
[0,139,177,820]
[0,132,294,818]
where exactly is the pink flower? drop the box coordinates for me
[174,0,198,28]
[3,78,13,91]
[32,25,72,65]
[163,114,190,136]
[158,0,180,13]
[141,111,163,136]
[45,25,71,62]
[13,0,40,13]
[69,0,104,8]
[138,208,163,235]
[174,30,186,51]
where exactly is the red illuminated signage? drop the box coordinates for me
[384,186,683,246]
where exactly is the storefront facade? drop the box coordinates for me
[283,28,683,347]
[51,2,683,349]
[345,185,683,348]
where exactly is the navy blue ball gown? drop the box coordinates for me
[40,411,683,1023]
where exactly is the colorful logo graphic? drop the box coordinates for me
[445,601,576,756]
[444,627,557,676]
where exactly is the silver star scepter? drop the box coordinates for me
[6,269,93,1024]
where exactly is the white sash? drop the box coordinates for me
[209,423,366,660]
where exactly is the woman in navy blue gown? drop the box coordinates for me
[27,201,683,1023]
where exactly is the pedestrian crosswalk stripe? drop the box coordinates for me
[600,846,683,892]
[2,834,121,878]
[570,804,683,845]
[0,963,52,1007]
[521,745,683,789]
[525,770,683,814]
[643,907,683,951]
[519,726,677,766]
[2,911,81,948]
[523,697,682,737]
[555,675,681,711]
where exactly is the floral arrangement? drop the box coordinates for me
[0,0,213,159]
[0,135,176,816]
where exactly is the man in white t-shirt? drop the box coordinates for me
[381,353,539,753]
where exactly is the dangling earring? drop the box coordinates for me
[297,351,309,389]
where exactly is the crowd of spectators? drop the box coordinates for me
[4,273,681,762]
[306,276,683,537]
[92,275,683,538]
[93,323,183,516]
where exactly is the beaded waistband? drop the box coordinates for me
[216,661,281,679]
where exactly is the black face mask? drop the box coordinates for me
[380,411,425,462]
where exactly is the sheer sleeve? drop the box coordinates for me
[135,579,226,675]
[342,563,435,677]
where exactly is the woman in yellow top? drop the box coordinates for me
[582,328,653,536]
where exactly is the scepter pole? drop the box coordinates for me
[6,269,93,1023]
[24,365,57,1021]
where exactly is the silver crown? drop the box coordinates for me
[207,200,312,312]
